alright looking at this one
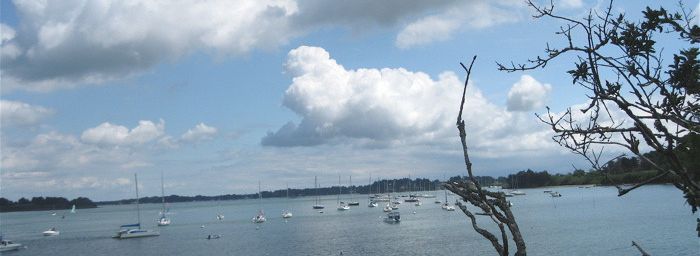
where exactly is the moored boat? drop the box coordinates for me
[0,237,22,252]
[113,174,160,239]
[384,211,400,223]
[42,227,60,236]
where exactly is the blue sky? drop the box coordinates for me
[1,0,697,200]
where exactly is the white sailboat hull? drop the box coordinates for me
[113,229,160,239]
[42,230,60,236]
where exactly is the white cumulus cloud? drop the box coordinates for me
[181,123,218,142]
[81,120,165,146]
[506,75,552,112]
[264,46,557,158]
[0,99,54,126]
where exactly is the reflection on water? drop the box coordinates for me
[1,185,697,255]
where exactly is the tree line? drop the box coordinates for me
[0,196,97,212]
[98,178,443,205]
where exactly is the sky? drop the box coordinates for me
[1,0,697,201]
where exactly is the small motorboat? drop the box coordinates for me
[0,237,22,252]
[441,203,455,211]
[404,197,419,203]
[368,201,378,208]
[43,227,60,236]
[384,211,400,223]
[207,234,222,240]
[282,210,293,218]
[216,214,225,221]
[549,191,562,197]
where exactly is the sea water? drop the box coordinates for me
[1,185,697,255]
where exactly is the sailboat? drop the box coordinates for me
[434,181,443,204]
[157,172,171,226]
[390,181,399,210]
[252,181,266,223]
[347,176,359,206]
[113,173,160,239]
[70,205,76,214]
[282,184,293,219]
[368,175,378,207]
[509,175,526,195]
[312,176,325,209]
[441,188,455,211]
[337,175,350,211]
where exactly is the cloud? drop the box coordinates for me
[396,14,462,49]
[263,46,557,159]
[559,0,584,9]
[181,123,218,142]
[263,46,461,147]
[395,1,523,48]
[1,23,21,60]
[2,0,299,92]
[2,0,528,92]
[292,0,459,29]
[0,99,54,126]
[506,75,552,112]
[81,120,165,146]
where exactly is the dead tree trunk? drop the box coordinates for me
[444,56,526,255]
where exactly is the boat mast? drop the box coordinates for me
[314,176,318,205]
[134,173,141,228]
[368,174,372,200]
[444,182,448,203]
[160,171,165,215]
[349,176,353,201]
[337,175,341,204]
[258,181,262,209]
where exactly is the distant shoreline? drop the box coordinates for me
[3,168,673,212]
[0,205,98,213]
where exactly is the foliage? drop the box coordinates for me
[0,196,97,212]
[499,0,700,214]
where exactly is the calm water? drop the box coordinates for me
[1,185,698,255]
